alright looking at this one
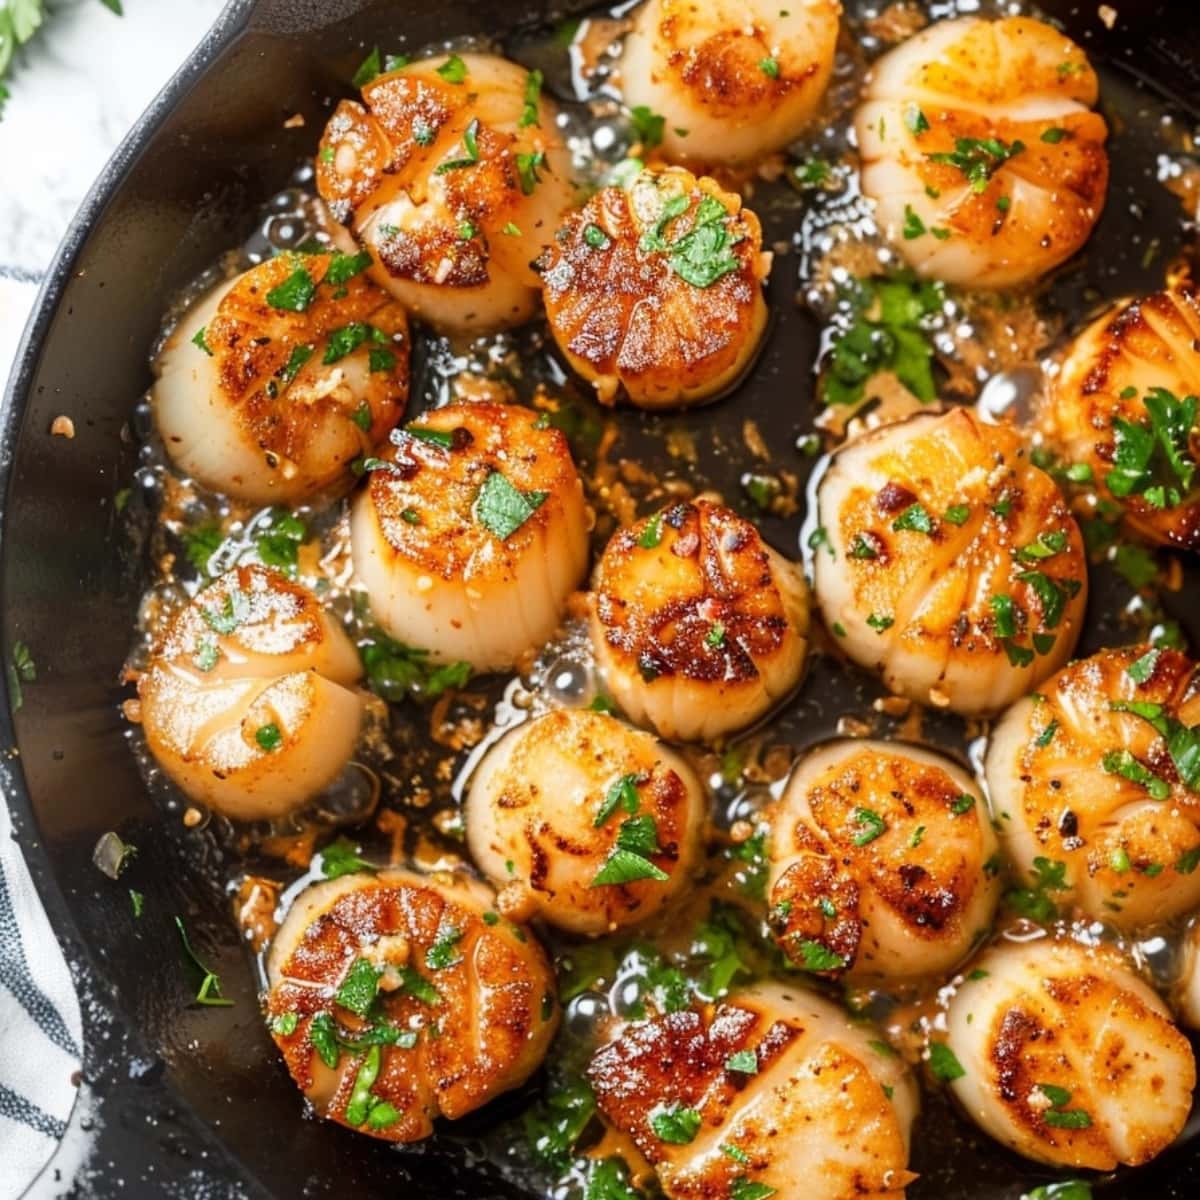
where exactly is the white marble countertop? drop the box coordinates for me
[0,0,225,378]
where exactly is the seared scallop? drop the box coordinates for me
[986,645,1200,929]
[154,253,409,505]
[944,937,1195,1170]
[317,52,574,333]
[814,407,1088,716]
[537,166,768,408]
[619,0,841,166]
[138,564,364,821]
[589,499,809,742]
[266,867,558,1141]
[588,982,917,1199]
[1044,284,1200,550]
[767,739,1001,981]
[856,17,1108,288]
[465,709,706,935]
[350,401,589,673]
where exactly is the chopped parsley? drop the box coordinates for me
[638,511,664,548]
[266,265,317,312]
[928,1042,966,1082]
[725,1050,758,1075]
[1005,856,1068,922]
[594,773,641,827]
[436,54,467,84]
[1016,529,1069,562]
[705,622,726,649]
[280,343,313,383]
[586,1158,643,1200]
[202,588,251,635]
[519,68,543,128]
[927,135,1025,192]
[730,1182,776,1200]
[892,502,933,533]
[426,927,464,970]
[951,793,975,815]
[434,117,481,173]
[175,916,234,1007]
[584,222,611,249]
[616,814,661,857]
[590,848,669,888]
[191,325,213,356]
[1040,127,1069,144]
[944,504,970,525]
[629,104,665,148]
[1102,748,1170,799]
[793,938,846,971]
[254,722,282,752]
[851,806,887,845]
[821,272,943,407]
[326,249,372,285]
[1106,387,1197,510]
[759,57,780,79]
[336,958,381,1017]
[905,104,930,135]
[474,469,548,540]
[351,46,381,88]
[1127,647,1161,683]
[256,507,307,574]
[517,150,545,194]
[866,612,894,633]
[320,837,375,879]
[1035,719,1059,748]
[649,1104,701,1145]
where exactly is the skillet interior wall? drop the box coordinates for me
[1,0,1200,1196]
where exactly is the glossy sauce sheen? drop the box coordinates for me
[120,1,1200,1197]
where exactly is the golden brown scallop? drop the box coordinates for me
[464,709,707,935]
[589,499,809,741]
[620,0,841,166]
[814,407,1088,716]
[137,564,364,821]
[266,868,558,1142]
[856,16,1108,287]
[986,645,1200,928]
[350,401,590,673]
[317,52,574,333]
[944,938,1195,1170]
[767,739,1001,981]
[588,982,917,1200]
[536,166,769,408]
[1043,284,1200,550]
[154,252,409,505]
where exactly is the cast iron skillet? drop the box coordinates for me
[4,0,1200,1195]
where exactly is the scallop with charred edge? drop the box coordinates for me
[814,408,1088,716]
[1043,283,1200,550]
[945,938,1195,1170]
[465,709,706,935]
[589,499,809,741]
[588,982,917,1199]
[986,645,1200,928]
[767,739,1000,981]
[137,565,364,821]
[317,53,574,334]
[265,868,558,1142]
[619,0,841,166]
[350,401,589,673]
[154,253,409,505]
[536,166,768,408]
[856,17,1108,287]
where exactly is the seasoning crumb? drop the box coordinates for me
[873,695,912,718]
[182,806,204,828]
[121,698,142,723]
[50,415,75,439]
[283,113,306,129]
[927,686,952,709]
[837,715,874,738]
[1098,4,1117,28]
[729,818,754,845]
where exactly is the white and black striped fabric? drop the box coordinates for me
[0,800,82,1198]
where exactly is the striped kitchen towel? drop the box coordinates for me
[0,795,82,1198]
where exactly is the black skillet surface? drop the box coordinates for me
[4,0,1200,1195]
